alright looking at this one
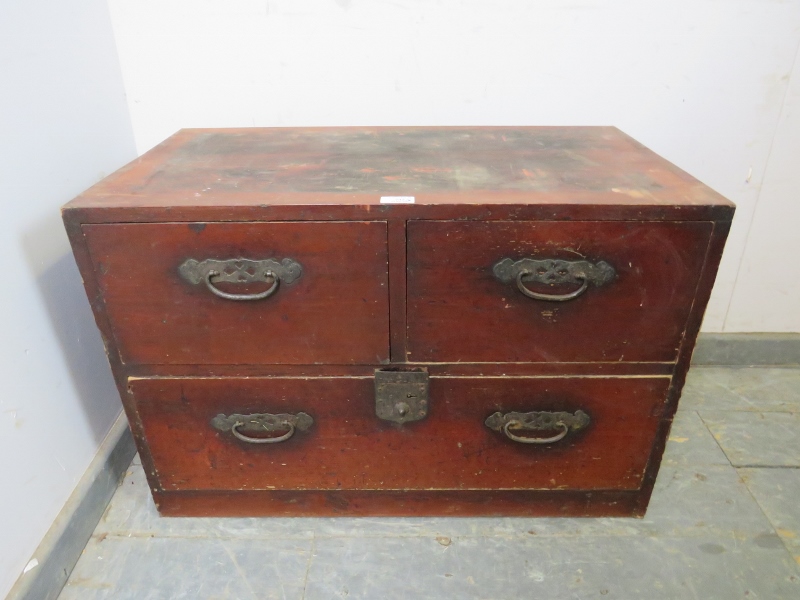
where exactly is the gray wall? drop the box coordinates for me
[0,1,136,597]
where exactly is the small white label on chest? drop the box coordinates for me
[380,196,415,204]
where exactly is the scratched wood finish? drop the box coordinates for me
[65,202,733,226]
[61,127,734,517]
[407,220,712,363]
[129,376,668,492]
[82,221,389,365]
[66,127,732,211]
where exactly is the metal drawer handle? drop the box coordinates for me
[179,257,303,301]
[516,270,587,302]
[493,258,615,302]
[485,410,590,444]
[205,270,278,301]
[211,412,313,444]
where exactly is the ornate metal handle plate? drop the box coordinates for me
[485,410,590,444]
[493,258,615,302]
[211,412,313,444]
[179,258,302,301]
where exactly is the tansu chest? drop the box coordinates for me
[63,127,733,517]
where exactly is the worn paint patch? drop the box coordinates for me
[528,570,545,582]
[754,533,784,549]
[23,558,39,574]
[698,543,726,555]
[669,437,689,443]
[611,187,657,201]
[435,536,452,547]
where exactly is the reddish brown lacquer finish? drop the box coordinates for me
[407,220,712,363]
[82,221,389,365]
[62,127,734,517]
[130,376,668,493]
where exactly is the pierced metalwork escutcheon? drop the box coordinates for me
[375,369,429,424]
[211,412,313,444]
[179,257,302,301]
[493,258,615,302]
[485,410,590,444]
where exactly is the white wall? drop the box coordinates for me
[725,40,800,331]
[106,0,800,332]
[0,0,136,597]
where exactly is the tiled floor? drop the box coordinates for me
[58,367,800,599]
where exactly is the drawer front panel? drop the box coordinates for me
[84,222,389,365]
[406,220,712,363]
[131,375,668,492]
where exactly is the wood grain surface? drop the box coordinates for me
[64,127,733,210]
[407,220,712,363]
[83,221,390,365]
[130,375,669,493]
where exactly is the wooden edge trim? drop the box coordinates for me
[61,210,163,498]
[153,488,645,518]
[635,220,732,513]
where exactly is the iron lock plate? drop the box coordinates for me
[375,368,429,424]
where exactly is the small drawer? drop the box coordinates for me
[426,376,668,491]
[406,220,712,363]
[129,374,668,493]
[130,376,374,492]
[83,221,389,365]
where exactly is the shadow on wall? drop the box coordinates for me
[20,212,121,447]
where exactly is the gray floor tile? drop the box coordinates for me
[97,453,766,543]
[96,461,315,541]
[680,367,800,413]
[638,464,774,536]
[740,467,800,563]
[660,410,730,468]
[700,411,800,467]
[58,535,311,600]
[310,464,772,541]
[304,534,800,600]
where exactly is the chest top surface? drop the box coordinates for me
[64,127,732,213]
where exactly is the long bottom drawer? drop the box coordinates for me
[129,375,670,494]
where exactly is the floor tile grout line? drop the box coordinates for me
[693,365,800,369]
[85,528,775,543]
[698,409,800,414]
[686,406,797,560]
[219,537,261,600]
[300,532,315,600]
[734,466,800,575]
[696,408,800,468]
[695,410,735,468]
[730,464,800,469]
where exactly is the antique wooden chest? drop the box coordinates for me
[62,127,733,517]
